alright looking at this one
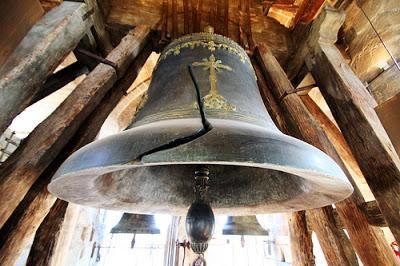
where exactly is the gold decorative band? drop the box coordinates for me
[156,32,253,68]
[132,108,268,127]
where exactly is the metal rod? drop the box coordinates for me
[75,48,118,70]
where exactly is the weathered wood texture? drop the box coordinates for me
[0,34,154,266]
[306,208,358,266]
[26,199,68,266]
[302,7,400,243]
[369,64,400,104]
[0,0,43,67]
[0,25,151,230]
[84,0,114,56]
[254,61,314,265]
[0,2,93,136]
[0,168,57,266]
[341,0,400,83]
[254,54,355,266]
[375,93,400,156]
[288,211,315,266]
[107,0,293,65]
[254,43,399,266]
[31,61,89,105]
[308,40,400,245]
[331,201,387,228]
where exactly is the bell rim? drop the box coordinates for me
[48,158,353,215]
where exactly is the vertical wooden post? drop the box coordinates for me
[84,0,113,56]
[305,7,400,244]
[253,43,399,265]
[25,199,69,266]
[288,212,315,266]
[183,0,189,34]
[253,60,315,266]
[172,0,178,38]
[223,0,229,36]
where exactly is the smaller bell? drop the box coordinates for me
[111,213,160,234]
[223,216,268,236]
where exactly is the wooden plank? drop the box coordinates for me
[25,199,69,266]
[0,168,57,266]
[197,0,204,32]
[288,212,315,266]
[253,52,357,266]
[172,0,178,38]
[253,58,314,266]
[183,0,189,34]
[300,94,398,264]
[375,93,400,155]
[245,0,255,51]
[0,38,153,266]
[224,0,229,36]
[84,0,114,56]
[300,0,325,23]
[309,41,400,244]
[368,64,400,104]
[306,207,358,266]
[254,43,399,266]
[332,201,387,228]
[0,2,92,136]
[0,25,151,230]
[30,61,89,105]
[0,0,43,67]
[191,0,198,32]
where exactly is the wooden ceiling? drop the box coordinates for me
[39,0,327,64]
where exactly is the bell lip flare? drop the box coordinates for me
[48,119,353,215]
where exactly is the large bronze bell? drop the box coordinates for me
[48,30,353,215]
[110,213,160,234]
[222,216,268,236]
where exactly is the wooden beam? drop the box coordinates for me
[331,201,387,228]
[253,53,357,266]
[224,0,229,36]
[0,26,151,230]
[30,61,89,105]
[172,0,178,38]
[368,64,400,104]
[197,0,204,32]
[25,199,68,266]
[285,5,345,82]
[300,0,325,23]
[306,208,358,266]
[0,2,92,136]
[0,167,57,266]
[254,43,399,266]
[191,0,198,32]
[183,0,189,34]
[375,93,400,156]
[84,0,113,56]
[245,0,255,51]
[253,59,314,265]
[0,0,43,67]
[0,38,154,266]
[306,7,400,244]
[288,211,315,266]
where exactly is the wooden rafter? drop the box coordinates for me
[172,0,178,38]
[183,0,189,34]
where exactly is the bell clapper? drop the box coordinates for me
[185,166,215,265]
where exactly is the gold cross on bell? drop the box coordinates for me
[192,54,236,111]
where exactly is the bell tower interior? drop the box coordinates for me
[0,0,399,265]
